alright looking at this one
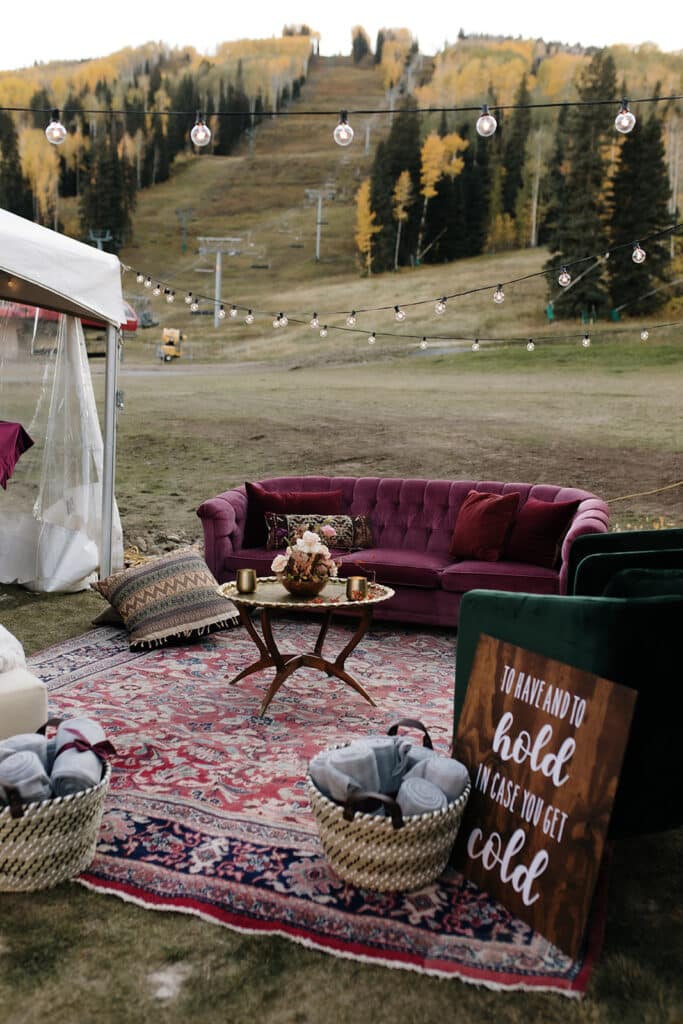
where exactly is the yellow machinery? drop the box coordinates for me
[159,328,185,361]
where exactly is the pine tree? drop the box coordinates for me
[369,100,421,271]
[80,125,136,251]
[0,112,33,219]
[502,74,532,217]
[607,114,671,315]
[544,50,617,319]
[539,104,569,248]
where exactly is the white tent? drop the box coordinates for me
[0,209,127,580]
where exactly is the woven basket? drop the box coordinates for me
[0,762,111,892]
[307,739,470,892]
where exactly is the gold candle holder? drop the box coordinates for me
[346,576,368,601]
[236,568,257,593]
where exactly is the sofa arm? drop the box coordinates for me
[558,498,609,594]
[196,488,246,580]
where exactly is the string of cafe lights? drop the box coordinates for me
[3,90,677,149]
[124,220,682,339]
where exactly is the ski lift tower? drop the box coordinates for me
[304,185,336,261]
[197,237,245,327]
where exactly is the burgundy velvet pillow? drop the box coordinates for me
[449,490,520,561]
[504,497,580,569]
[243,482,343,547]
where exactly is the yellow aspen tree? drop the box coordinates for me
[19,127,59,225]
[355,177,381,275]
[392,169,413,270]
[416,131,468,262]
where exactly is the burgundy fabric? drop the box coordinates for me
[243,482,343,547]
[441,559,559,595]
[449,490,520,561]
[340,549,451,589]
[0,421,33,489]
[505,497,580,569]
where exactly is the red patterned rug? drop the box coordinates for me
[29,620,607,997]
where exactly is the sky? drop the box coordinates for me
[1,0,681,71]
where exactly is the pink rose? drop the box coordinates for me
[321,524,336,539]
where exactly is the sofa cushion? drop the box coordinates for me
[243,482,343,547]
[441,559,558,595]
[339,549,451,589]
[92,548,240,650]
[449,490,520,561]
[505,497,579,569]
[264,512,373,552]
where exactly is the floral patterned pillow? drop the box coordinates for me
[264,513,373,552]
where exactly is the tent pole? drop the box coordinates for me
[100,323,118,578]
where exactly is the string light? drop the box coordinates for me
[632,242,647,263]
[184,291,193,305]
[493,285,505,304]
[166,290,175,303]
[218,304,226,320]
[319,325,328,337]
[244,309,254,324]
[435,298,447,315]
[135,272,145,284]
[309,313,320,328]
[368,332,376,345]
[472,339,480,352]
[346,310,357,326]
[45,109,67,145]
[394,305,406,322]
[190,112,211,148]
[640,329,649,340]
[333,110,353,147]
[419,337,428,350]
[558,267,572,287]
[152,283,161,296]
[615,99,636,134]
[190,298,199,312]
[476,104,497,138]
[526,339,535,352]
[229,305,238,318]
[273,312,288,328]
[144,276,152,289]
[582,333,591,348]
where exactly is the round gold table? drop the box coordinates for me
[219,577,394,716]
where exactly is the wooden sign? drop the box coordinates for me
[453,634,636,960]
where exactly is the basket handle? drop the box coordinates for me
[342,790,405,830]
[387,718,433,749]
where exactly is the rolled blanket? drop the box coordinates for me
[0,750,52,805]
[396,776,447,818]
[0,624,26,673]
[405,755,470,803]
[348,734,412,793]
[405,743,439,770]
[309,742,380,803]
[0,733,49,770]
[51,717,111,797]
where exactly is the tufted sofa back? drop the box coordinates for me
[251,476,597,556]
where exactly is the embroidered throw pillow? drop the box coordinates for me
[243,482,343,547]
[92,548,240,650]
[449,490,520,561]
[264,513,373,552]
[504,497,580,569]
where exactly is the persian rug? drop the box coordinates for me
[29,620,607,997]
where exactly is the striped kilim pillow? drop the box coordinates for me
[93,548,240,649]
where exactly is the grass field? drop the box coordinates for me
[1,54,682,1024]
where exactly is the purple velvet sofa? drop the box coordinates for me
[197,476,609,627]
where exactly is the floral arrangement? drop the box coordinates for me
[271,526,339,582]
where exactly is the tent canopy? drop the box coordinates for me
[0,210,125,326]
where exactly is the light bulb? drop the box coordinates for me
[526,340,535,352]
[368,332,376,345]
[472,339,480,352]
[144,276,152,289]
[615,101,636,134]
[476,104,497,138]
[419,338,428,350]
[135,272,145,284]
[229,305,238,318]
[309,313,319,329]
[493,285,505,304]
[190,113,211,147]
[184,292,193,305]
[45,110,67,145]
[632,242,647,264]
[218,305,226,320]
[434,298,447,315]
[152,283,161,296]
[558,267,571,287]
[640,329,649,341]
[582,334,591,348]
[166,291,175,304]
[279,313,288,327]
[272,316,280,329]
[190,299,199,312]
[333,111,354,147]
[244,310,254,324]
[320,325,328,337]
[346,311,357,327]
[394,305,406,322]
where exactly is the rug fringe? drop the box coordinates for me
[74,877,584,998]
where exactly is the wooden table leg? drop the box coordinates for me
[227,606,296,685]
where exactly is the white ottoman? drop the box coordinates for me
[0,667,48,739]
